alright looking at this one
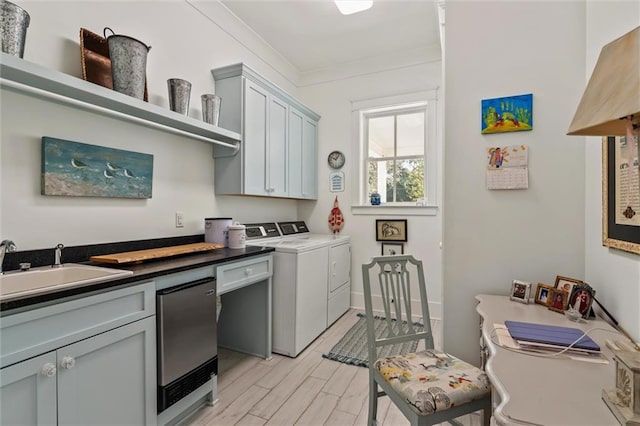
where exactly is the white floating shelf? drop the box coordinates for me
[0,53,241,151]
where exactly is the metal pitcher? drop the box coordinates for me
[1,0,30,58]
[104,27,151,100]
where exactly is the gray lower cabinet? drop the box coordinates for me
[212,63,320,200]
[0,352,57,426]
[0,281,156,426]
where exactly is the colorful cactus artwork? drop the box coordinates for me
[481,93,533,134]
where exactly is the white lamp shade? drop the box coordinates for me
[568,26,640,136]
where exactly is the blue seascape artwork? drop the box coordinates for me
[42,137,153,198]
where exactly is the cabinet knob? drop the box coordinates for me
[245,268,253,276]
[41,363,57,377]
[60,356,76,370]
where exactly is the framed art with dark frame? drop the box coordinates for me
[603,136,640,255]
[375,219,408,242]
[568,283,595,319]
[381,242,404,256]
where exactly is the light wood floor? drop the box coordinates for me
[185,309,481,426]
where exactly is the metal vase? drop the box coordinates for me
[104,27,151,100]
[167,78,191,115]
[201,94,221,126]
[1,0,30,58]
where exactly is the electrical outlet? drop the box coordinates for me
[175,212,184,228]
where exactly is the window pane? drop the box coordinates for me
[389,159,424,202]
[368,116,394,157]
[367,159,393,203]
[397,112,425,157]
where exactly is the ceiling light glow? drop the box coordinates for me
[335,0,373,15]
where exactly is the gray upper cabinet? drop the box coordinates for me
[289,107,318,199]
[212,63,320,199]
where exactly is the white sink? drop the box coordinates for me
[0,264,133,301]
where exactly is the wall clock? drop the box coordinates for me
[328,150,345,169]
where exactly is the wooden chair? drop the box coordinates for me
[361,255,491,426]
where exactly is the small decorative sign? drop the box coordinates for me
[42,137,153,199]
[330,172,345,192]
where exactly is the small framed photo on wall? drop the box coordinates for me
[509,280,531,304]
[548,288,569,313]
[381,242,404,256]
[375,219,407,242]
[534,283,552,306]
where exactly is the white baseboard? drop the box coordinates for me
[350,291,442,322]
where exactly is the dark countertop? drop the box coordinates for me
[1,246,274,313]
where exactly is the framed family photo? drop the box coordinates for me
[568,283,595,319]
[375,219,408,242]
[554,275,582,297]
[534,283,552,306]
[509,280,531,304]
[548,288,569,313]
[381,242,404,256]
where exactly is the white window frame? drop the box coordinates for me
[351,90,439,216]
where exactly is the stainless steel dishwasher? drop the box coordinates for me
[157,277,217,413]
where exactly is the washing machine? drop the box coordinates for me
[245,221,351,357]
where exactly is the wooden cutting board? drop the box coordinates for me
[90,242,224,264]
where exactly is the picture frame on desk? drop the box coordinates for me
[554,275,582,296]
[510,280,531,304]
[568,283,595,319]
[534,283,552,306]
[548,288,569,313]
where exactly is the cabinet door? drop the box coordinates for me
[301,117,318,199]
[289,108,318,200]
[329,243,351,293]
[288,108,304,198]
[243,80,269,196]
[57,317,156,426]
[0,352,57,426]
[268,96,288,197]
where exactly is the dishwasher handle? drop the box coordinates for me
[156,277,216,295]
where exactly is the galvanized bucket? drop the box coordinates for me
[104,27,151,100]
[0,0,30,58]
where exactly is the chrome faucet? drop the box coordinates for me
[53,243,64,268]
[0,240,17,275]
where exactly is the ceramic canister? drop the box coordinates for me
[204,217,232,247]
[228,222,246,249]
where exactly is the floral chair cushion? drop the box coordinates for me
[373,349,490,416]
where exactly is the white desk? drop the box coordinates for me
[476,294,619,426]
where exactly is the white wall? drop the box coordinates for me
[1,1,299,250]
[584,3,640,344]
[443,1,587,364]
[298,60,444,317]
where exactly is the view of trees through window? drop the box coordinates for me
[366,107,426,203]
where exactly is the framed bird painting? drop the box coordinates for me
[41,137,153,198]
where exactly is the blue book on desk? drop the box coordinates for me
[505,321,600,352]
